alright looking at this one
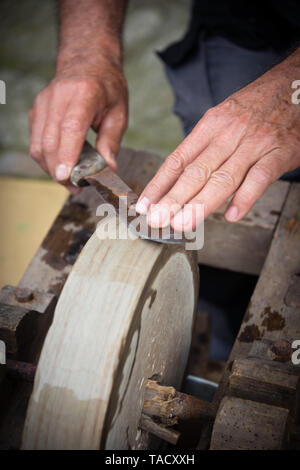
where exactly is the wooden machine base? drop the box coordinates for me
[0,147,299,450]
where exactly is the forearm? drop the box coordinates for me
[29,0,129,185]
[57,0,128,74]
[237,46,300,103]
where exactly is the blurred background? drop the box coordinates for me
[0,0,191,288]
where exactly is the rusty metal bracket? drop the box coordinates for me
[0,285,56,361]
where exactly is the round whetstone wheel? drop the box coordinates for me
[22,219,198,450]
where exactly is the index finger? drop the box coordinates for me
[47,93,105,181]
[135,117,215,214]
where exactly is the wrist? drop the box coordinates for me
[56,36,123,76]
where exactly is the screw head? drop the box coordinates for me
[15,288,34,303]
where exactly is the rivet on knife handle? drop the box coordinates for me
[70,141,107,187]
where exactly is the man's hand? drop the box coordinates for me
[29,60,128,192]
[29,0,128,192]
[136,48,300,230]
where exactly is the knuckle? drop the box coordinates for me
[114,109,128,130]
[117,109,127,124]
[54,77,100,98]
[108,73,126,94]
[33,92,45,108]
[237,189,254,208]
[202,105,227,129]
[77,78,96,94]
[255,123,277,143]
[250,163,274,184]
[147,179,162,196]
[182,161,210,183]
[77,78,102,100]
[203,106,218,121]
[42,135,57,154]
[221,97,238,112]
[210,169,236,188]
[30,144,42,161]
[164,151,185,175]
[163,195,181,211]
[61,117,83,133]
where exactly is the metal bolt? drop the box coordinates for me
[268,339,292,362]
[15,288,34,303]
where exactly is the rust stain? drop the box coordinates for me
[42,200,95,270]
[48,273,69,296]
[86,168,138,209]
[62,201,92,226]
[239,324,261,343]
[42,226,73,270]
[285,217,299,235]
[244,302,253,323]
[64,228,93,265]
[261,307,285,331]
[267,339,292,362]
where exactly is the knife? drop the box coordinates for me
[70,141,187,245]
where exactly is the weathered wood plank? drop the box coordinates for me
[229,357,300,410]
[211,396,290,450]
[198,180,289,274]
[210,183,300,449]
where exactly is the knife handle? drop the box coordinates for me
[70,141,107,187]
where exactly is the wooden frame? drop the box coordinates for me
[0,147,299,449]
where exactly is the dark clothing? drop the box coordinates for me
[163,33,286,134]
[158,2,300,360]
[159,0,300,67]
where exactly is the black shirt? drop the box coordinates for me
[159,0,300,67]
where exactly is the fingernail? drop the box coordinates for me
[55,163,71,181]
[136,196,150,215]
[225,205,239,222]
[147,205,169,228]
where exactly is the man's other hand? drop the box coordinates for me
[136,50,300,230]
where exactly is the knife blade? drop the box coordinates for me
[70,141,187,245]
